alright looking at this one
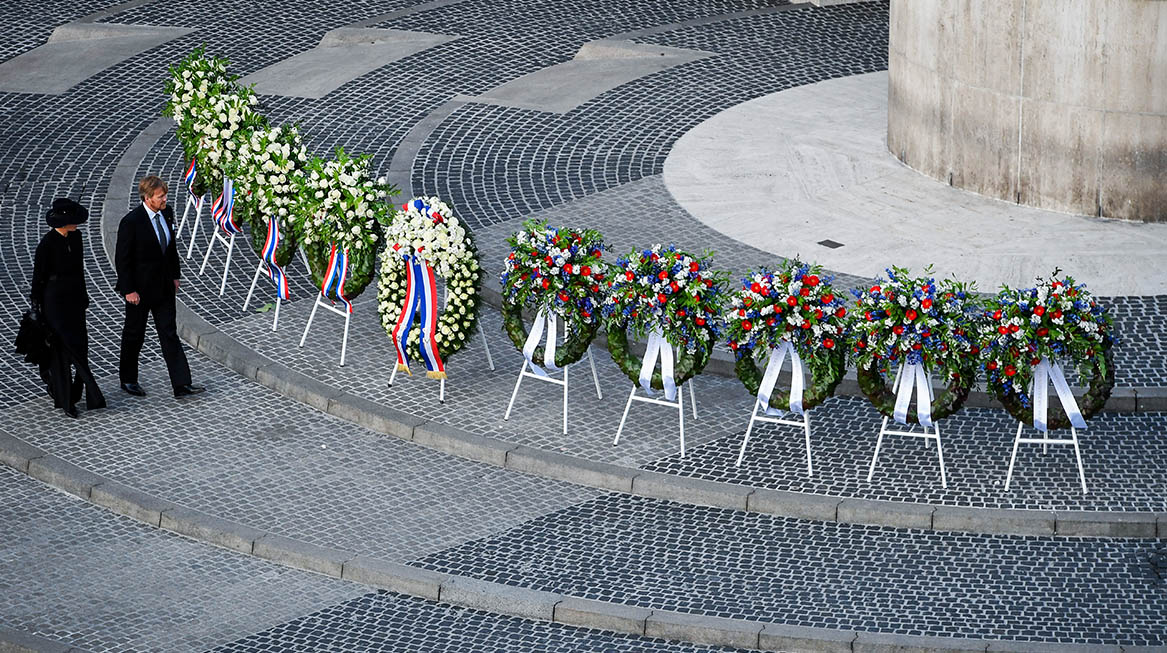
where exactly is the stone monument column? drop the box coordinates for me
[887,0,1165,222]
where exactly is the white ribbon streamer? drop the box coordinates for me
[756,341,805,416]
[892,361,934,427]
[522,308,560,378]
[1032,358,1087,431]
[638,328,677,401]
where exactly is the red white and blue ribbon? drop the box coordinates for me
[1032,358,1087,432]
[892,361,934,427]
[321,243,352,314]
[184,158,203,211]
[638,328,677,401]
[211,178,240,235]
[391,254,446,379]
[262,218,290,300]
[756,341,805,416]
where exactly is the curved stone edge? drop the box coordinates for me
[96,119,1167,539]
[1,431,1159,653]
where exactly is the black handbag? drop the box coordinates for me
[14,307,51,366]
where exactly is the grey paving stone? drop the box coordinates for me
[747,488,841,522]
[0,626,79,653]
[932,506,1056,536]
[853,631,987,652]
[89,479,176,528]
[506,444,636,493]
[159,506,265,555]
[553,596,652,636]
[759,623,855,653]
[438,576,562,622]
[646,612,762,651]
[253,533,355,578]
[632,470,753,511]
[26,455,102,500]
[1054,511,1159,538]
[0,431,45,474]
[836,497,934,530]
[341,555,447,601]
[193,331,272,381]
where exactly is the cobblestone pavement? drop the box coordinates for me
[4,0,1167,650]
[0,463,365,652]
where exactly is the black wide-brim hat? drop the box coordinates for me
[46,198,88,228]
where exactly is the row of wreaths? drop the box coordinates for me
[322,214,1113,432]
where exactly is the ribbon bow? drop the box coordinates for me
[522,308,561,378]
[756,340,805,416]
[892,361,934,427]
[1032,358,1087,431]
[638,328,677,401]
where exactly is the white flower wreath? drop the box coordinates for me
[376,197,481,359]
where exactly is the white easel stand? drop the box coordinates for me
[736,403,813,476]
[478,322,495,372]
[504,350,603,434]
[198,231,236,296]
[613,380,698,458]
[388,363,447,403]
[866,367,947,488]
[299,292,351,367]
[1005,422,1087,494]
[177,193,205,251]
[243,261,282,331]
[182,196,208,260]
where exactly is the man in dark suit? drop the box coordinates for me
[115,175,204,398]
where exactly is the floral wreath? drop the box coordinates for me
[222,123,307,266]
[499,220,607,367]
[163,47,265,195]
[981,273,1115,430]
[725,260,848,412]
[377,197,482,361]
[849,266,982,423]
[294,148,398,300]
[601,245,726,389]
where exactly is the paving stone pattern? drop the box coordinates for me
[8,355,602,562]
[414,493,1167,645]
[0,463,366,653]
[0,0,128,63]
[213,590,767,653]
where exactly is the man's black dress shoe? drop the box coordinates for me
[62,405,79,419]
[121,382,147,397]
[174,384,205,398]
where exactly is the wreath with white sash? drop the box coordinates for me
[500,220,607,373]
[601,245,726,399]
[377,197,481,379]
[725,261,848,414]
[981,274,1115,431]
[849,266,982,425]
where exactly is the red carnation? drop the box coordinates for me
[912,343,922,350]
[670,282,679,292]
[703,279,713,288]
[835,307,847,318]
[814,309,823,320]
[823,338,835,349]
[1036,327,1049,337]
[767,317,776,326]
[1030,357,1041,366]
[695,317,706,326]
[676,309,686,317]
[541,278,550,289]
[870,285,881,294]
[625,271,635,281]
[557,292,569,302]
[805,275,819,286]
[1034,306,1045,317]
[742,320,753,331]
[993,310,1003,321]
[750,282,762,293]
[1009,324,1020,333]
[864,311,873,321]
[905,309,918,321]
[800,288,810,296]
[988,361,998,370]
[893,325,905,335]
[582,265,592,276]
[658,270,668,280]
[1004,365,1017,377]
[657,293,667,304]
[563,263,573,274]
[787,296,798,307]
[822,293,834,304]
[921,298,932,309]
[729,341,738,350]
[801,321,811,330]
[998,325,1009,335]
[689,261,700,272]
[856,340,866,349]
[1053,310,1062,319]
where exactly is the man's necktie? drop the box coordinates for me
[152,212,168,249]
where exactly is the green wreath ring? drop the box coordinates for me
[502,303,598,368]
[994,347,1115,431]
[606,324,711,390]
[734,347,846,412]
[857,362,976,424]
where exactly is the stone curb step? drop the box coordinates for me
[167,303,1167,539]
[0,627,92,653]
[0,434,1156,653]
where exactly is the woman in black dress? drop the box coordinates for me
[30,198,106,418]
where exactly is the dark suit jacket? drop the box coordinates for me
[115,204,181,308]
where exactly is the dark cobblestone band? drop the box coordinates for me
[95,118,1166,541]
[2,428,1162,653]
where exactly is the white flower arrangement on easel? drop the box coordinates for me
[377,197,484,403]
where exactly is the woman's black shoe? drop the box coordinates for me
[62,405,79,419]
